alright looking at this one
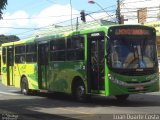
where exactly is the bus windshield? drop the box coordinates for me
[109,35,156,69]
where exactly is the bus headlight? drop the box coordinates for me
[108,74,127,86]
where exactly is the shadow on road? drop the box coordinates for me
[8,90,160,107]
[0,91,160,119]
[1,78,160,120]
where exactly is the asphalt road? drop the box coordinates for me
[0,80,160,120]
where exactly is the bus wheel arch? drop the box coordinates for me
[20,76,31,95]
[71,76,86,102]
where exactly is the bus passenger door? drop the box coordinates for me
[38,43,48,90]
[7,46,14,86]
[87,32,105,92]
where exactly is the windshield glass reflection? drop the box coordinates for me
[110,36,156,69]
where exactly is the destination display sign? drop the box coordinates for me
[115,28,150,35]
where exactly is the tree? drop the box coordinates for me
[0,34,20,45]
[0,0,7,19]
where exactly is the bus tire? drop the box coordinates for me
[115,94,129,101]
[21,77,31,95]
[73,81,86,102]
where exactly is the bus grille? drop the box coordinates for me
[126,80,151,84]
[127,86,150,93]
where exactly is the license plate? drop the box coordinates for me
[135,86,144,90]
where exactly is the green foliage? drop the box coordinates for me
[0,0,7,19]
[0,34,20,45]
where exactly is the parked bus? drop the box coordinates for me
[1,24,159,101]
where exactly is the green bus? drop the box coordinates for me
[1,24,159,101]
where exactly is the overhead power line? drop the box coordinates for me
[121,0,154,4]
[0,27,40,30]
[5,4,117,38]
[121,9,160,13]
[0,14,79,21]
[1,4,117,31]
[121,6,160,10]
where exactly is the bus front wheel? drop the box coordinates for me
[115,94,129,101]
[21,77,30,95]
[73,81,86,102]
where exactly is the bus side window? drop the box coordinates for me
[15,45,26,64]
[26,44,37,63]
[20,56,25,63]
[50,38,65,61]
[66,36,84,61]
[2,47,6,64]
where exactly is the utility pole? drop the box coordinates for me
[70,0,73,30]
[116,0,121,24]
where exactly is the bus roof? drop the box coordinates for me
[33,20,116,38]
[13,37,35,45]
[1,42,14,47]
[2,37,35,46]
[1,21,154,46]
[34,24,152,41]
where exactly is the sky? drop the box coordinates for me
[0,0,117,39]
[1,0,160,39]
[0,0,118,39]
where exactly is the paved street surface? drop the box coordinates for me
[0,80,160,120]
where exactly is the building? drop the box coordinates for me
[120,0,160,24]
[145,21,160,57]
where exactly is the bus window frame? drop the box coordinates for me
[2,47,6,64]
[50,37,66,62]
[66,35,85,61]
[26,43,37,63]
[15,44,26,64]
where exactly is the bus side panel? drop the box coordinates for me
[40,65,47,89]
[48,61,86,93]
[26,64,39,90]
[14,64,24,88]
[14,64,39,90]
[9,66,14,85]
[1,66,7,86]
[48,62,70,93]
